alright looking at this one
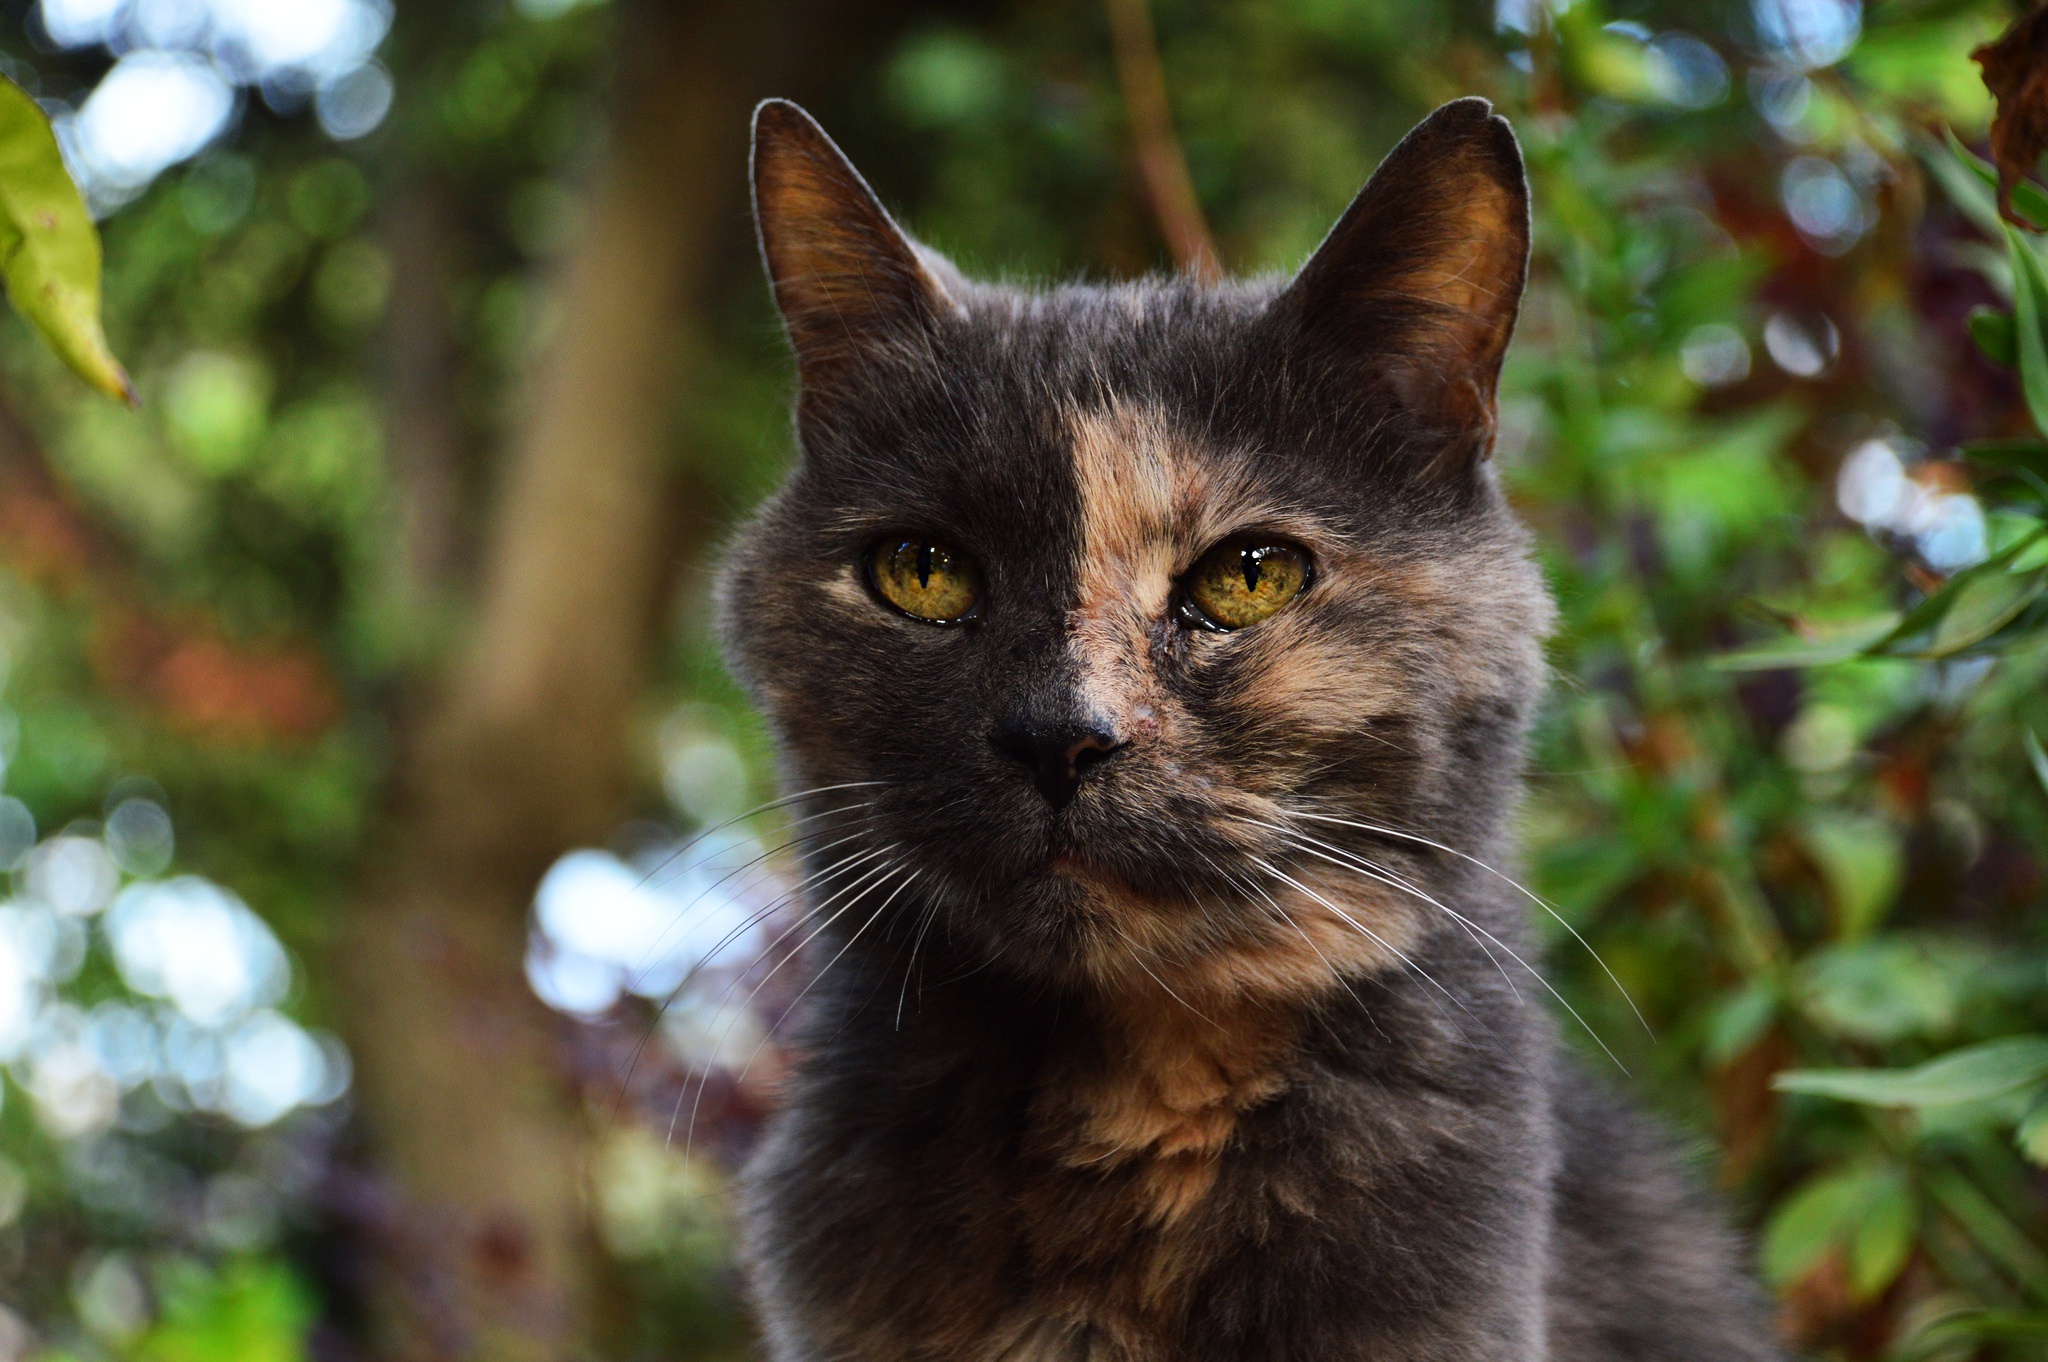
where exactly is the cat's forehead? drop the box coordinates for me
[1064,399,1319,553]
[815,285,1351,545]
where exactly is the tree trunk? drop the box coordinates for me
[335,2,791,1355]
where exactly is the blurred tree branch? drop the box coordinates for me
[382,181,472,605]
[1104,0,1220,281]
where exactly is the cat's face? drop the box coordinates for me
[720,100,1553,996]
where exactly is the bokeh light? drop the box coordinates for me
[0,780,346,1140]
[527,833,777,1021]
[34,0,395,210]
[1837,437,1989,573]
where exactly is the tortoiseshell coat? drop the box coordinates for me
[720,97,1783,1361]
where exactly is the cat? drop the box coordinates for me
[718,95,1784,1362]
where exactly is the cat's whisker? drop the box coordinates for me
[672,847,909,1159]
[623,841,900,1117]
[1104,915,1220,1030]
[630,780,889,890]
[1275,833,1628,1076]
[894,893,944,1030]
[623,805,886,997]
[610,820,896,1117]
[1292,808,1652,1039]
[1246,855,1471,1022]
[1208,850,1375,1024]
[667,889,835,1161]
[641,828,898,1021]
[1239,817,1522,1006]
[676,856,919,1174]
[750,863,923,1072]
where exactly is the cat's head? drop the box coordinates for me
[719,98,1554,999]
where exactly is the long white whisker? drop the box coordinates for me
[632,781,888,890]
[1197,847,1376,1024]
[1277,835,1628,1075]
[894,894,943,1030]
[674,850,908,1160]
[1104,915,1219,1029]
[1248,855,1472,1022]
[748,866,922,1076]
[610,831,898,1115]
[1294,809,1652,1038]
[623,808,885,996]
[1245,819,1522,1006]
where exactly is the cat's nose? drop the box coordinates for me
[992,720,1125,809]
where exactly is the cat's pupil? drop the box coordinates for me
[1241,550,1262,592]
[916,544,933,588]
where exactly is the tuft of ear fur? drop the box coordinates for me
[751,99,957,391]
[1278,98,1530,467]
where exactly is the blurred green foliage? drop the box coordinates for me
[2,0,2047,1359]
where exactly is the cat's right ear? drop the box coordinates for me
[751,99,958,391]
[1276,98,1530,469]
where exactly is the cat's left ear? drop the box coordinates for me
[1277,98,1529,467]
[751,99,961,393]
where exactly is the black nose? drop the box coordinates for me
[993,720,1124,809]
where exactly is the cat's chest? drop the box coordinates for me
[750,999,1309,1361]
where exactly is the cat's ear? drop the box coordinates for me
[1278,98,1529,466]
[751,99,958,390]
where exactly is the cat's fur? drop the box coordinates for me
[719,96,1783,1361]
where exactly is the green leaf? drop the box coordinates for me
[1703,979,1778,1064]
[2018,1088,2048,1167]
[1959,438,2048,478]
[1921,1163,2048,1294]
[1800,813,1902,939]
[1921,566,2047,656]
[1847,1170,1918,1300]
[1946,128,2048,233]
[137,1258,313,1362]
[1970,305,2018,367]
[2027,730,2048,798]
[2005,225,2048,438]
[1797,939,1972,1044]
[1928,129,2007,240]
[1763,1162,1907,1288]
[1776,1036,2048,1108]
[1895,1309,2048,1361]
[1870,532,2048,658]
[0,75,132,404]
[1714,614,1901,670]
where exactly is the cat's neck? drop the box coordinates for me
[1023,973,1302,1226]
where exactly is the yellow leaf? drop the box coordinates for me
[0,74,134,405]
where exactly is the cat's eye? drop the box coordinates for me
[867,538,983,623]
[1179,539,1312,631]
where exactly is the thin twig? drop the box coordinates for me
[1104,0,1222,282]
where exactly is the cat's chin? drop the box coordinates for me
[1045,852,1128,892]
[951,851,1246,989]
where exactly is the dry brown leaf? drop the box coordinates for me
[1973,2,2048,230]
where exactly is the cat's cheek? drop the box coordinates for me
[1243,645,1406,741]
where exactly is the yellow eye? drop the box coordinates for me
[1182,539,1312,630]
[868,538,983,623]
